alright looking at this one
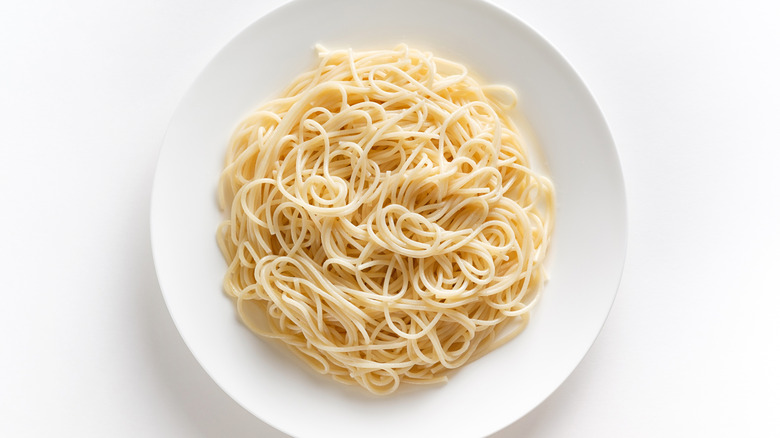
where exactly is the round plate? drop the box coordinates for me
[150,0,626,436]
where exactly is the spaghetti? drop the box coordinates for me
[217,45,554,395]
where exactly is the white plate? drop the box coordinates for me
[150,0,626,436]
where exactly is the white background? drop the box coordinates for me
[1,0,778,436]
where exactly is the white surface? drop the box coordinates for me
[1,0,779,436]
[150,0,625,436]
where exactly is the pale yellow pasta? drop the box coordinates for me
[217,45,554,395]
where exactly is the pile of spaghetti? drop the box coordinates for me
[217,45,554,395]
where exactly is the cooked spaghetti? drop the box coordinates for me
[217,45,554,395]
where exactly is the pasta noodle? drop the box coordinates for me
[217,45,554,395]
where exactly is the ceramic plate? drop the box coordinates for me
[151,0,626,436]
